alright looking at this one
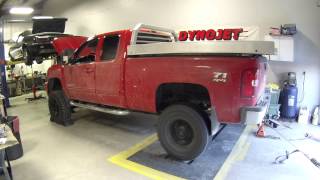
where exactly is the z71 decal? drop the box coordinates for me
[212,72,228,83]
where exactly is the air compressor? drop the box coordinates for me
[280,72,298,118]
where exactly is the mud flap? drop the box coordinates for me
[209,107,221,136]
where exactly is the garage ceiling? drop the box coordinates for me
[0,0,46,19]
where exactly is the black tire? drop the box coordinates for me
[157,104,209,160]
[23,48,33,66]
[35,57,43,64]
[48,90,73,126]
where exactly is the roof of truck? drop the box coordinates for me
[95,29,131,38]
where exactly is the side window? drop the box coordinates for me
[74,38,98,63]
[101,35,120,61]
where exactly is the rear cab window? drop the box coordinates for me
[100,35,120,61]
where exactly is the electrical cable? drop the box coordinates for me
[272,128,320,169]
[274,149,320,168]
[274,149,299,164]
[288,133,313,141]
[288,137,308,141]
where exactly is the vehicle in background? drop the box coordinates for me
[46,24,274,160]
[8,17,71,65]
[8,30,32,62]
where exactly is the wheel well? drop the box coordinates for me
[156,83,211,113]
[48,78,62,93]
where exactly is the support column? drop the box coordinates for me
[0,19,10,107]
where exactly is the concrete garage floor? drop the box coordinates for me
[6,92,320,180]
[217,123,320,180]
[8,93,154,180]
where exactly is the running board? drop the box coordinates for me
[70,101,130,116]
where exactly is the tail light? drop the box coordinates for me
[241,69,259,98]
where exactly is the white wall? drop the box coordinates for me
[43,0,320,110]
[3,22,31,42]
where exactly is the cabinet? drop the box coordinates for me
[264,35,294,62]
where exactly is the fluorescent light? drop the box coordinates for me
[9,20,26,22]
[32,16,54,19]
[10,7,34,15]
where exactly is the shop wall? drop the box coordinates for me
[43,0,320,110]
[3,22,31,42]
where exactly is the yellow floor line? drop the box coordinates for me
[108,133,186,180]
[214,125,254,180]
[108,125,254,180]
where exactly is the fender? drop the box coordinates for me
[48,36,86,98]
[47,64,70,97]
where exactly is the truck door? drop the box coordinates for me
[64,38,98,103]
[95,34,124,107]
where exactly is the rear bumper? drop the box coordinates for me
[240,100,268,125]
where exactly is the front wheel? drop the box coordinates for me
[157,104,209,160]
[48,90,73,126]
[23,48,33,66]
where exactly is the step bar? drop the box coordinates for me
[70,101,130,116]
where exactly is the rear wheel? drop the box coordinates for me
[48,90,73,126]
[158,104,209,160]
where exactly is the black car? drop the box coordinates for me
[9,17,70,65]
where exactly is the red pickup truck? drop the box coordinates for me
[46,24,274,160]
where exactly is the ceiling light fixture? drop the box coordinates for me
[9,20,26,22]
[9,7,34,15]
[32,16,54,19]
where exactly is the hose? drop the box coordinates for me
[272,128,320,170]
